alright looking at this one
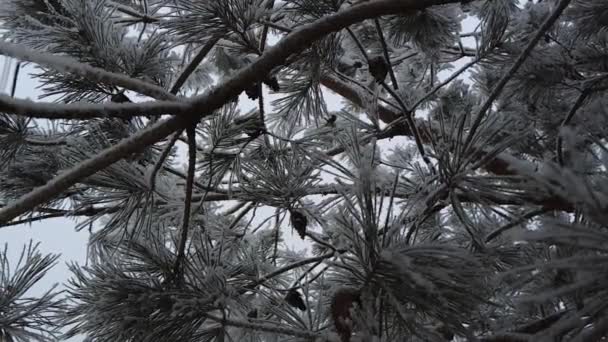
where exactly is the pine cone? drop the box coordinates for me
[436,324,454,340]
[111,92,132,103]
[263,76,280,92]
[285,289,307,311]
[367,56,388,84]
[290,209,307,239]
[325,114,337,127]
[247,308,258,319]
[235,115,264,138]
[245,83,260,100]
[331,288,361,342]
[157,294,173,313]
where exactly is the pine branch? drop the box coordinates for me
[172,125,197,282]
[320,74,582,214]
[149,130,183,192]
[463,0,573,153]
[0,0,470,224]
[0,94,187,120]
[0,115,185,223]
[0,42,176,101]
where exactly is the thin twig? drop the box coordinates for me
[410,56,480,112]
[485,208,549,243]
[163,166,229,194]
[289,259,323,289]
[346,27,369,61]
[381,171,400,247]
[222,201,249,216]
[0,213,66,228]
[380,82,433,171]
[172,125,197,281]
[463,0,572,153]
[10,62,20,97]
[149,130,183,192]
[272,208,283,265]
[261,20,292,33]
[251,252,335,289]
[556,89,590,166]
[147,35,218,190]
[170,38,219,95]
[226,202,255,231]
[107,1,159,22]
[24,137,67,146]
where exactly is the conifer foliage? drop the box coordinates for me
[1,0,608,341]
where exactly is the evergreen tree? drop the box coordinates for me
[1,0,608,341]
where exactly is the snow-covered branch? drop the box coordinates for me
[0,0,463,223]
[0,94,187,120]
[0,41,177,101]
